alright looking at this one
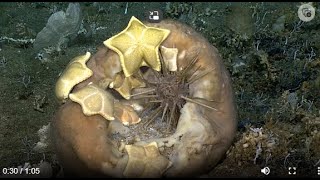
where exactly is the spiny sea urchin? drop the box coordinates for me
[131,49,217,131]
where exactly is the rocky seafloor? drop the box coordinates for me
[0,2,319,178]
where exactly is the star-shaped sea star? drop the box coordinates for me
[104,16,170,77]
[123,142,172,177]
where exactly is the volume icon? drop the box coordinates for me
[261,167,270,175]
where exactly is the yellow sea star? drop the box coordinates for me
[123,142,172,177]
[109,72,145,99]
[104,16,170,77]
[55,52,93,102]
[69,83,115,121]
